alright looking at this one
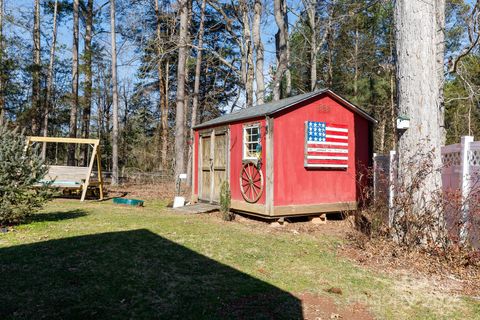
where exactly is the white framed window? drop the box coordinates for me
[243,124,261,160]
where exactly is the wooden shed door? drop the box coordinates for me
[199,129,228,203]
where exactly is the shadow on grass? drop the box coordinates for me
[0,229,302,319]
[25,209,88,223]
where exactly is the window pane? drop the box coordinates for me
[244,125,260,159]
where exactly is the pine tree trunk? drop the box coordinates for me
[41,0,58,160]
[68,0,80,166]
[97,87,103,138]
[308,12,316,91]
[353,25,359,97]
[435,0,446,145]
[304,0,317,91]
[161,60,169,169]
[378,118,385,154]
[273,0,289,100]
[304,0,331,92]
[187,0,206,185]
[394,0,445,213]
[0,0,4,124]
[326,30,333,88]
[252,0,264,105]
[174,0,190,179]
[111,0,119,185]
[388,27,396,151]
[81,0,94,166]
[155,0,169,169]
[240,0,254,107]
[32,0,41,135]
[283,0,291,97]
[183,62,190,170]
[389,66,396,150]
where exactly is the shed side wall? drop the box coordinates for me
[273,96,370,206]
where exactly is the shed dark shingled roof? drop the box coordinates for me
[194,89,376,129]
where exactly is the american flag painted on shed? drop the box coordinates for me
[305,121,349,168]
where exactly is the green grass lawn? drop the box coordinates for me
[0,199,478,319]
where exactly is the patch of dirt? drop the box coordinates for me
[106,182,180,201]
[298,292,374,320]
[217,291,373,320]
[225,211,354,238]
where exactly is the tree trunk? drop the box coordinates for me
[155,0,164,165]
[240,0,254,107]
[273,0,289,100]
[68,0,80,165]
[187,0,206,185]
[326,30,333,88]
[155,0,169,169]
[161,60,169,169]
[121,83,128,163]
[97,86,103,138]
[81,0,94,166]
[353,25,359,97]
[183,61,190,169]
[252,0,264,105]
[304,0,333,92]
[41,0,59,160]
[283,0,291,97]
[307,4,317,91]
[111,0,119,185]
[0,0,4,125]
[435,0,446,145]
[32,0,41,135]
[394,0,445,215]
[387,26,396,151]
[389,64,396,150]
[378,118,385,154]
[174,0,190,179]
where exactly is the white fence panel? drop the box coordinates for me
[374,136,479,248]
[373,151,396,227]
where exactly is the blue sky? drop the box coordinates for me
[8,0,295,92]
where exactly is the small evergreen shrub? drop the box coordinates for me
[0,125,52,225]
[220,180,234,221]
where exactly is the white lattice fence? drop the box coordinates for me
[373,136,479,248]
[373,151,396,227]
[440,136,479,247]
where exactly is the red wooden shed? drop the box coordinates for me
[192,89,376,218]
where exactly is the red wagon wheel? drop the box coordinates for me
[240,162,264,203]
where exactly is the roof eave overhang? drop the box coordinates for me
[265,91,323,117]
[266,90,377,124]
[193,114,267,130]
[194,89,377,130]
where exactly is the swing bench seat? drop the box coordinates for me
[27,136,104,201]
[39,165,98,188]
[36,165,101,200]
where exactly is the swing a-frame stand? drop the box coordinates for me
[26,136,104,201]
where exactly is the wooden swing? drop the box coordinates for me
[26,136,104,201]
